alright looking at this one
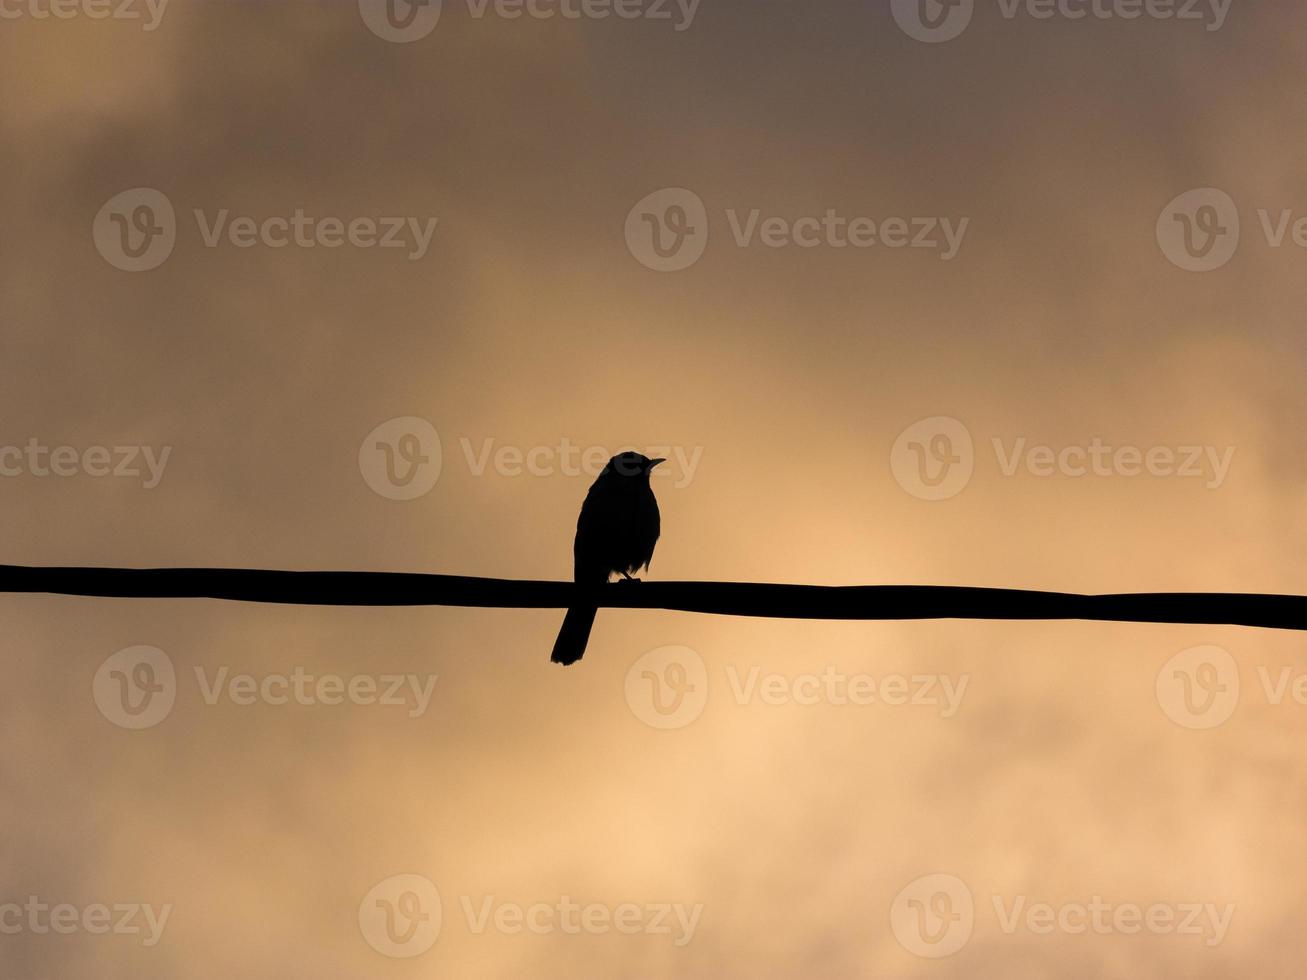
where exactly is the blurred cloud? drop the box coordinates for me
[2,1,1306,977]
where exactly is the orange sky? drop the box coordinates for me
[2,2,1306,977]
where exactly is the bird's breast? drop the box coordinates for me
[573,482,660,578]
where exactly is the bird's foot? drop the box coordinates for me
[619,573,642,583]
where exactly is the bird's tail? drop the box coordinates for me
[551,604,597,666]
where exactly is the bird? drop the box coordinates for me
[551,451,665,666]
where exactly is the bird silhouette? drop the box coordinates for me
[551,452,664,665]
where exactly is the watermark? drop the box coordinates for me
[990,894,1233,946]
[890,874,974,958]
[359,875,442,958]
[0,897,172,947]
[624,188,709,272]
[458,437,701,487]
[890,417,975,502]
[1156,188,1240,272]
[358,0,443,41]
[359,417,443,501]
[0,439,171,488]
[460,895,702,946]
[625,645,710,729]
[93,646,176,730]
[194,666,437,718]
[1157,187,1307,272]
[891,0,974,43]
[92,189,176,272]
[1157,645,1307,730]
[892,0,1230,44]
[727,666,968,716]
[624,646,969,730]
[94,647,438,729]
[94,188,438,272]
[358,875,701,958]
[359,418,703,500]
[891,873,1233,957]
[625,188,969,271]
[358,0,701,43]
[1254,666,1307,708]
[1156,645,1239,729]
[0,0,170,30]
[891,417,1236,501]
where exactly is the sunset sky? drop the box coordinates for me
[3,1,1307,977]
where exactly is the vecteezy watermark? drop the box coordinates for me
[359,418,443,501]
[1156,645,1307,730]
[726,666,969,716]
[890,417,1236,501]
[458,437,701,487]
[988,895,1234,947]
[358,417,704,500]
[193,666,437,718]
[358,874,701,959]
[623,646,969,730]
[1156,188,1240,272]
[92,646,177,730]
[890,874,974,958]
[357,0,700,43]
[461,896,702,947]
[890,873,1234,958]
[624,188,969,272]
[93,188,439,272]
[0,0,170,30]
[92,188,176,272]
[889,417,976,502]
[625,645,711,729]
[359,875,442,959]
[892,0,1230,44]
[1156,645,1240,729]
[358,0,443,41]
[0,898,172,947]
[0,439,171,488]
[1156,187,1307,272]
[93,647,438,730]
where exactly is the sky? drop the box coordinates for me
[2,0,1307,977]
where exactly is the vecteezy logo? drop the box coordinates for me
[625,645,709,730]
[92,645,177,730]
[358,417,442,500]
[93,189,177,272]
[891,0,974,43]
[358,0,442,41]
[890,873,974,958]
[1156,645,1240,730]
[624,188,710,272]
[1156,188,1240,272]
[358,874,442,958]
[890,417,975,501]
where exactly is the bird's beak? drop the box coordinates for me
[649,458,667,469]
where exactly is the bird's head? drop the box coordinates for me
[604,452,666,480]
